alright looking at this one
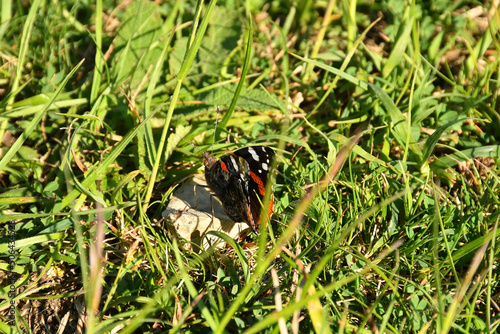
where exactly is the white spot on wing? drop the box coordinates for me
[262,163,269,171]
[229,156,239,172]
[247,147,259,162]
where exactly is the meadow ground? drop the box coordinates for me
[0,0,499,333]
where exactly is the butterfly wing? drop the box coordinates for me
[232,146,276,232]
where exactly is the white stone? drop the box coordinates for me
[163,174,248,251]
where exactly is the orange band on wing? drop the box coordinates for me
[220,161,229,173]
[257,194,274,226]
[249,170,266,195]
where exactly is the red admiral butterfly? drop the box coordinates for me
[203,146,275,234]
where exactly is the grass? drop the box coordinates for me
[1,0,499,333]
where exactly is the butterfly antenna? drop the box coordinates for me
[170,128,204,154]
[212,106,220,154]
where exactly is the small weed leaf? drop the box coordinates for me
[368,82,422,161]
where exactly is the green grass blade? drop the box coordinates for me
[466,7,499,73]
[246,241,402,333]
[0,79,32,111]
[421,117,479,163]
[208,231,250,283]
[368,82,422,160]
[143,21,178,166]
[143,0,218,210]
[303,0,336,81]
[289,52,368,90]
[59,100,165,211]
[89,0,103,105]
[65,127,107,207]
[0,203,136,223]
[172,238,218,330]
[430,145,500,173]
[486,217,499,331]
[177,1,218,80]
[382,7,412,77]
[450,227,500,263]
[0,0,12,40]
[312,16,382,113]
[0,59,84,173]
[6,0,41,107]
[4,98,88,118]
[218,13,253,132]
[0,233,65,253]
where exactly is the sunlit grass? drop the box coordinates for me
[0,1,499,333]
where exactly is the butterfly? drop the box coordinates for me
[203,146,275,234]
